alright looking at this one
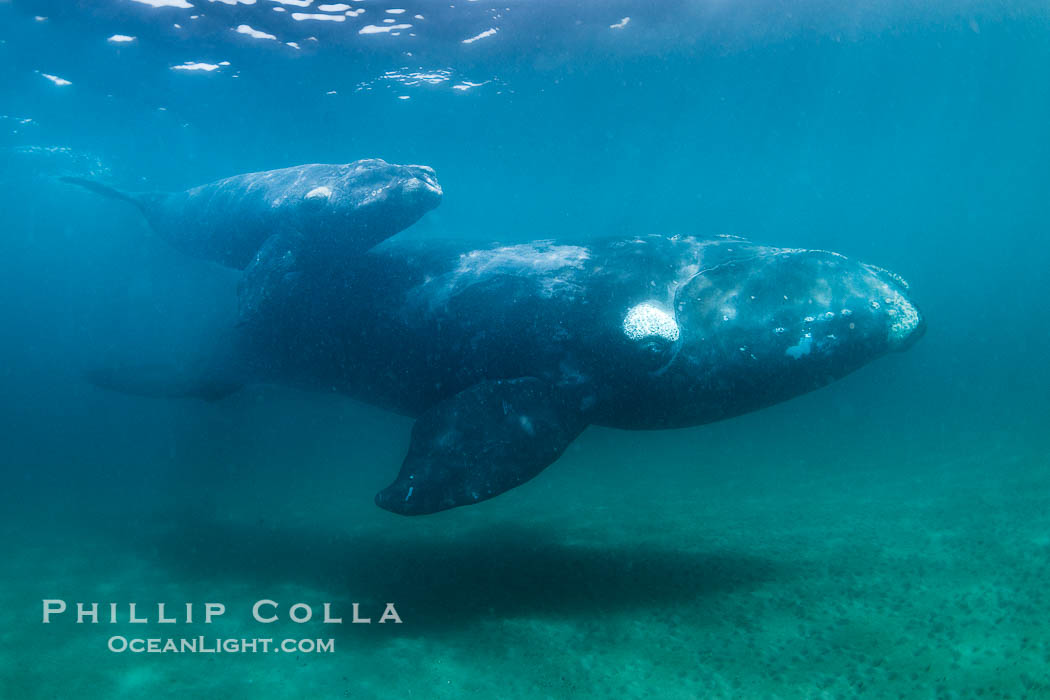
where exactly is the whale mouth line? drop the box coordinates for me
[420,175,442,196]
[404,164,443,198]
[404,176,442,199]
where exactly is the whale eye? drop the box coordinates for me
[639,337,671,357]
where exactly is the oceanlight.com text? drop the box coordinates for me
[107,636,335,654]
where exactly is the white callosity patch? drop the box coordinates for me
[860,264,920,347]
[862,267,920,348]
[865,263,910,289]
[623,303,680,343]
[884,291,921,347]
[305,185,332,200]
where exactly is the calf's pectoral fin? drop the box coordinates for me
[237,229,306,328]
[375,378,589,515]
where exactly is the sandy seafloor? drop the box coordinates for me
[3,377,1048,700]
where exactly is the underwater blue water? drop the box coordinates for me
[2,1,1050,697]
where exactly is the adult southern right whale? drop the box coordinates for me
[92,223,926,515]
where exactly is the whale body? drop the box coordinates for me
[63,159,442,268]
[105,232,926,515]
[75,162,925,515]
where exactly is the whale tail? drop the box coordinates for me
[85,364,243,402]
[84,328,246,402]
[60,176,149,215]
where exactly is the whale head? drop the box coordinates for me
[342,158,441,215]
[613,245,925,428]
[309,159,442,248]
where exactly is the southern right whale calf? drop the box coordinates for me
[62,159,441,269]
[63,158,442,326]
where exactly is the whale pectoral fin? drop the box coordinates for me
[237,229,306,328]
[375,378,589,515]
